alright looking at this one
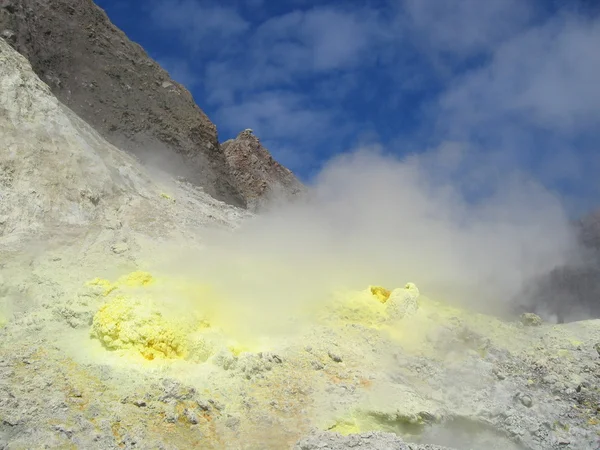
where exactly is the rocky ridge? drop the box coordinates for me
[222,129,305,211]
[0,0,302,209]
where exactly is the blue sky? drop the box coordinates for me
[95,0,600,215]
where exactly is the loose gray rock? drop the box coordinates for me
[520,313,543,327]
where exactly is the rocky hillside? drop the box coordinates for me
[222,129,305,211]
[0,0,302,209]
[0,35,246,250]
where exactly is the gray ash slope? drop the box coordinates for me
[0,0,302,209]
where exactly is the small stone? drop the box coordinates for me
[53,424,73,438]
[520,313,542,326]
[133,400,146,407]
[70,389,82,398]
[593,343,600,357]
[492,368,506,380]
[196,399,211,411]
[328,351,342,363]
[225,416,240,431]
[183,408,198,424]
[164,410,178,423]
[208,399,223,411]
[1,29,15,43]
[311,360,324,370]
[111,242,129,254]
[519,394,533,408]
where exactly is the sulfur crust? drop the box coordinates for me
[86,271,521,370]
[370,286,392,303]
[118,271,155,287]
[88,270,255,362]
[91,294,188,360]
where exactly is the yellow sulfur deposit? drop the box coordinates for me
[370,286,391,303]
[87,270,237,362]
[91,294,187,360]
[85,271,154,296]
[118,271,154,287]
[329,418,361,435]
[160,192,175,202]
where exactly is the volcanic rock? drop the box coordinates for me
[0,0,246,206]
[222,129,305,211]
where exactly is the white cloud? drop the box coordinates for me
[149,0,249,48]
[440,16,600,134]
[203,6,391,103]
[256,7,387,71]
[215,90,335,141]
[401,0,535,57]
[423,13,600,214]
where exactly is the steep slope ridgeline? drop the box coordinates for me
[0,0,302,208]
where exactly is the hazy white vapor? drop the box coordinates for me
[440,16,600,133]
[158,146,576,340]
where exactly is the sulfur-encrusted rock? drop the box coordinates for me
[387,283,420,320]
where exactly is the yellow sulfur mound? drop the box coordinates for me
[370,286,392,303]
[91,294,187,360]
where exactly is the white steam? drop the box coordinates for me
[163,145,576,339]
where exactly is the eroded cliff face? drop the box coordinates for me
[0,0,247,207]
[222,130,305,211]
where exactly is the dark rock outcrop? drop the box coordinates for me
[520,210,600,322]
[0,0,246,207]
[221,130,304,211]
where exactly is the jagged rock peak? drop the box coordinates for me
[221,130,305,212]
[0,0,245,207]
[239,128,256,138]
